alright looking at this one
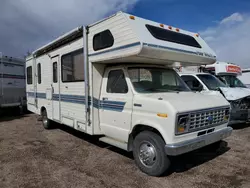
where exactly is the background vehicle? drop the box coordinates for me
[26,12,231,176]
[178,71,250,124]
[200,61,248,88]
[0,53,26,114]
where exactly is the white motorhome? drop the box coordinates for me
[0,54,26,113]
[26,12,232,176]
[178,65,250,124]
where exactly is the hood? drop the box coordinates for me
[140,92,229,113]
[219,87,250,101]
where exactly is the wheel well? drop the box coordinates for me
[40,106,46,115]
[127,125,164,152]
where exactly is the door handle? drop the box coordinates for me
[103,97,108,101]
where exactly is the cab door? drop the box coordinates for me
[99,68,133,142]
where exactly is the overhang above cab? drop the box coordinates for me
[88,12,217,66]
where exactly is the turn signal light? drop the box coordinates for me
[129,15,135,20]
[178,127,185,132]
[157,113,168,118]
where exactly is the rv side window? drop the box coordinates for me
[146,24,202,48]
[53,62,58,83]
[61,49,84,82]
[27,66,32,85]
[93,30,114,51]
[107,70,128,93]
[37,63,41,84]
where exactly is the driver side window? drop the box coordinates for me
[106,70,128,94]
[181,75,203,91]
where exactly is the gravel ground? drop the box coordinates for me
[0,112,250,188]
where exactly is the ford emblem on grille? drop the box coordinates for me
[207,116,213,123]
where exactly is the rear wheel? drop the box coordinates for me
[41,109,52,129]
[133,131,170,176]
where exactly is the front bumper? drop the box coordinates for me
[165,127,233,156]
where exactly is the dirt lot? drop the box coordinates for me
[0,112,250,188]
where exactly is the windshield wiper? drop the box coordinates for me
[143,88,160,92]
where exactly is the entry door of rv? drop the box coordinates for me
[51,56,60,121]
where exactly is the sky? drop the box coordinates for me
[0,0,249,68]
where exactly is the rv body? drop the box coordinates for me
[0,55,26,111]
[26,12,232,176]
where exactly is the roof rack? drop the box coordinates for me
[33,26,83,57]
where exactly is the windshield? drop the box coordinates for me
[217,75,247,88]
[128,67,190,93]
[197,74,227,91]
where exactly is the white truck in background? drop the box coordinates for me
[0,54,26,113]
[26,12,232,176]
[201,62,248,89]
[178,62,250,124]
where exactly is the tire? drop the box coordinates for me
[133,131,170,176]
[41,109,52,129]
[19,105,24,115]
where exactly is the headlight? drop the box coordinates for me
[230,100,240,109]
[176,114,190,135]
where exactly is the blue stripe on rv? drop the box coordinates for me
[27,92,125,112]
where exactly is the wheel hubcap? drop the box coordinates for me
[138,142,157,167]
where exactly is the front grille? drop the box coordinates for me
[240,98,250,110]
[231,98,250,110]
[189,108,228,131]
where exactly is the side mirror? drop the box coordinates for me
[197,85,203,92]
[190,85,203,92]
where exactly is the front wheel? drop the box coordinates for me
[41,109,52,129]
[133,131,170,176]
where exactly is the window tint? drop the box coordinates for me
[37,63,41,84]
[61,49,84,82]
[27,66,32,85]
[146,24,201,48]
[129,68,152,82]
[181,75,202,90]
[107,70,128,93]
[53,62,58,83]
[93,30,114,51]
